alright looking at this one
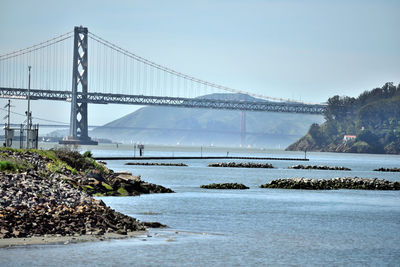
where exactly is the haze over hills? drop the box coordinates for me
[89,93,323,148]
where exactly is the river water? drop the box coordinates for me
[1,145,400,266]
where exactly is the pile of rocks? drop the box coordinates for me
[0,170,145,238]
[0,148,172,239]
[374,167,400,172]
[260,177,400,190]
[208,162,273,168]
[0,149,174,197]
[289,165,351,171]
[200,183,249,189]
[73,171,174,196]
[125,162,187,167]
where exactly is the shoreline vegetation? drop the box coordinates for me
[286,83,400,154]
[0,148,172,246]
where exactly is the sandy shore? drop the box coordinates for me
[0,231,146,248]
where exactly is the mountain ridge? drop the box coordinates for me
[89,93,323,147]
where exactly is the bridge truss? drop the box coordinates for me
[0,87,326,114]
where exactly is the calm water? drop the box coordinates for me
[1,146,400,266]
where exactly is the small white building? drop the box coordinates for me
[343,135,356,142]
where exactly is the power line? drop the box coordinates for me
[0,107,68,125]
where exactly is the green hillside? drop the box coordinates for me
[287,83,400,154]
[91,93,323,148]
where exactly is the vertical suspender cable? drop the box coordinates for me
[105,45,109,93]
[123,52,127,93]
[130,57,133,94]
[97,40,100,92]
[110,49,113,93]
[116,50,119,93]
[137,61,140,94]
[46,44,49,89]
[149,65,153,96]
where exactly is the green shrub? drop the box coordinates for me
[83,151,93,158]
[0,161,18,172]
[101,182,113,190]
[117,187,129,196]
[47,161,77,174]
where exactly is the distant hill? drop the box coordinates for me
[90,93,323,148]
[287,83,400,154]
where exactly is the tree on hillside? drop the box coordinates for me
[288,82,400,154]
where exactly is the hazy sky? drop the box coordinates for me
[0,0,399,127]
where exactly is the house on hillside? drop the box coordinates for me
[343,135,356,142]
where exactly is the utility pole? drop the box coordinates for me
[7,99,10,128]
[4,99,12,147]
[26,66,32,149]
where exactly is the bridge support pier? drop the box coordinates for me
[240,111,246,147]
[60,26,97,145]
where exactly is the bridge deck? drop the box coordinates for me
[0,87,326,114]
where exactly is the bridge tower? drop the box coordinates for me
[240,111,246,147]
[60,26,97,145]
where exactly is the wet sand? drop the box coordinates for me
[0,231,146,248]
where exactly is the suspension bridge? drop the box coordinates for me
[0,26,326,145]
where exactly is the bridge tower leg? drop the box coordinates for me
[60,26,97,145]
[240,111,246,147]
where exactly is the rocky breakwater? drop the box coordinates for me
[200,183,249,189]
[76,171,174,196]
[374,167,400,172]
[289,165,351,171]
[208,162,273,168]
[0,148,172,239]
[260,177,400,190]
[0,170,145,238]
[39,150,174,196]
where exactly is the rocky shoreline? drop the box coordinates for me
[260,177,400,190]
[289,165,351,171]
[200,183,249,189]
[208,162,273,168]
[0,148,172,241]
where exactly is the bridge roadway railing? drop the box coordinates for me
[0,87,327,114]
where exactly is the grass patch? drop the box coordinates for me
[101,182,113,190]
[47,161,77,174]
[117,187,129,196]
[88,157,109,174]
[33,149,57,161]
[0,161,18,172]
[83,151,93,158]
[0,147,26,154]
[82,185,94,190]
